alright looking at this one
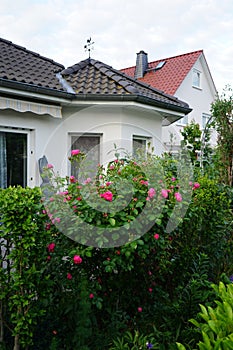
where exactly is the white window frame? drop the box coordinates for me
[0,126,35,188]
[69,133,102,177]
[192,69,201,89]
[132,135,151,157]
[202,113,211,130]
[176,115,188,126]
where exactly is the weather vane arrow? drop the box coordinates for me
[84,37,94,58]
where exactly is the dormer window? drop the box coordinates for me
[192,69,201,88]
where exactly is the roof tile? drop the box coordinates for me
[121,50,203,95]
[0,37,65,90]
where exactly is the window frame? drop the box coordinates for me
[132,135,151,157]
[69,133,102,178]
[0,127,32,188]
[192,68,201,89]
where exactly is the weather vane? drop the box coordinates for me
[84,37,94,58]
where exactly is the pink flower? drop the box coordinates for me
[71,149,80,156]
[171,177,176,181]
[73,255,82,264]
[55,217,61,223]
[84,177,92,184]
[154,233,160,240]
[45,223,51,230]
[47,242,55,253]
[140,180,149,186]
[77,196,82,201]
[89,293,94,299]
[106,181,112,186]
[148,188,156,198]
[47,163,53,169]
[70,175,76,183]
[137,307,143,312]
[109,165,115,170]
[148,288,153,293]
[174,192,182,202]
[189,181,193,186]
[193,182,200,190]
[67,273,72,280]
[100,191,113,202]
[161,189,168,198]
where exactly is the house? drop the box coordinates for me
[0,38,191,188]
[121,50,217,151]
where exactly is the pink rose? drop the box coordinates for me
[100,191,113,202]
[154,233,160,240]
[193,182,200,190]
[67,273,72,280]
[174,192,182,202]
[89,293,94,299]
[73,255,82,264]
[71,149,80,156]
[70,175,76,183]
[171,177,176,181]
[84,177,92,184]
[161,189,168,198]
[148,288,153,293]
[47,163,53,169]
[47,242,55,253]
[148,188,156,198]
[137,307,143,312]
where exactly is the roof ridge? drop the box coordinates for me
[148,49,203,66]
[90,59,181,103]
[121,49,203,71]
[0,37,64,69]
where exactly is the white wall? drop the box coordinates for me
[162,56,217,150]
[0,103,163,187]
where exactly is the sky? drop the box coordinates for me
[1,0,233,93]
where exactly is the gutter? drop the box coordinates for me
[0,78,192,115]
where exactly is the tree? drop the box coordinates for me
[211,86,233,186]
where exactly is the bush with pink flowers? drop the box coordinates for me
[0,151,232,350]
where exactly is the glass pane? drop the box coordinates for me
[71,135,100,179]
[133,138,146,157]
[6,133,27,187]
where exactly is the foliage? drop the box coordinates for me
[0,149,232,349]
[0,187,50,349]
[211,85,233,185]
[110,330,157,349]
[177,282,233,349]
[180,120,202,164]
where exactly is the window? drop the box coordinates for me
[202,113,211,129]
[177,115,188,126]
[192,69,201,88]
[0,131,27,188]
[133,136,148,157]
[71,134,101,178]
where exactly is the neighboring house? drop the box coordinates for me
[0,37,191,188]
[121,50,217,151]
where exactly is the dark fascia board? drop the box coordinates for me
[72,94,192,115]
[0,78,192,115]
[0,78,74,100]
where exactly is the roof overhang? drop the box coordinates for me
[0,78,192,123]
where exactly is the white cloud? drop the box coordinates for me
[0,0,233,92]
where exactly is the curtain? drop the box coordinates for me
[0,132,7,188]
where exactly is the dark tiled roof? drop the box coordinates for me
[121,50,203,95]
[0,37,191,113]
[61,58,190,111]
[0,37,65,90]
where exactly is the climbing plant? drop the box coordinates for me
[211,85,233,186]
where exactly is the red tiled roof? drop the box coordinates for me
[121,50,203,95]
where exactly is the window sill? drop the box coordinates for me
[192,85,202,91]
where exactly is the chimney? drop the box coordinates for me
[134,50,148,79]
